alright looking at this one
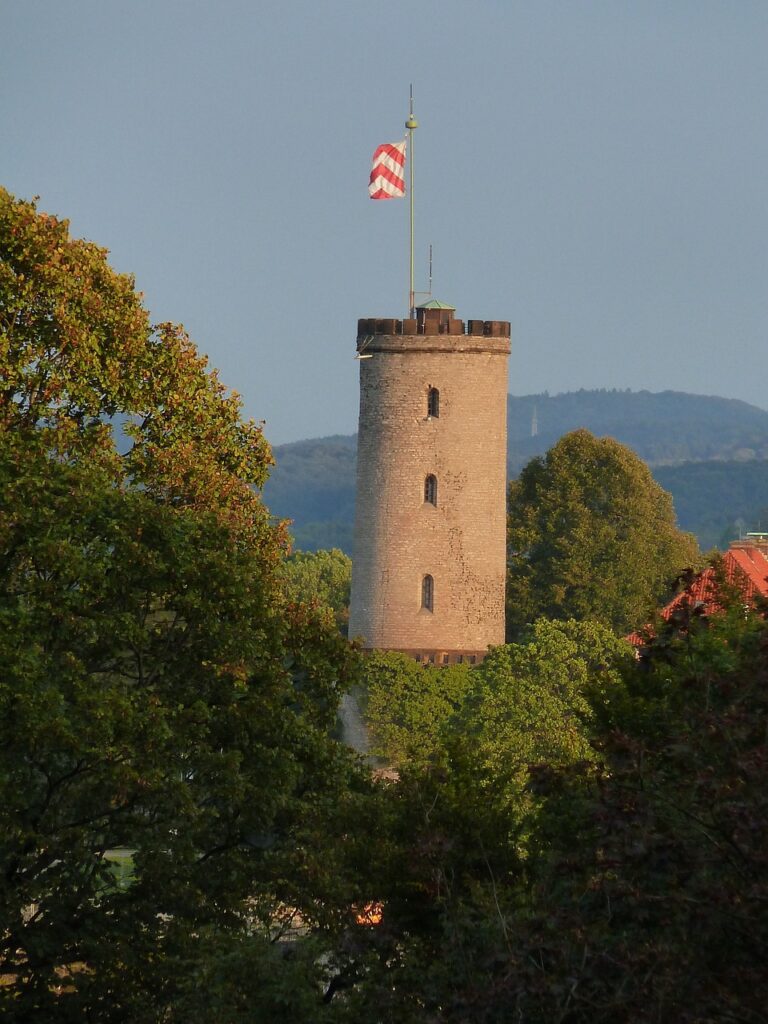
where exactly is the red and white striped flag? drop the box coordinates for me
[368,140,407,199]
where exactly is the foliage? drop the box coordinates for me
[165,930,351,1023]
[461,620,631,779]
[426,621,630,862]
[506,429,700,638]
[362,619,629,798]
[342,622,630,1021]
[332,620,628,1020]
[280,547,352,635]
[0,186,272,528]
[336,599,768,1023]
[360,651,473,767]
[0,189,363,1020]
[478,601,768,1023]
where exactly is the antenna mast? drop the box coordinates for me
[406,86,418,317]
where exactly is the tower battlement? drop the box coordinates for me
[357,316,510,339]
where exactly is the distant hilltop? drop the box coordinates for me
[505,389,768,475]
[262,389,768,553]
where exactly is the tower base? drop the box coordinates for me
[364,647,491,667]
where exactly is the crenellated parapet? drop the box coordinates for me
[356,316,511,339]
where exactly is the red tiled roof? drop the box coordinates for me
[628,544,768,647]
[727,545,768,600]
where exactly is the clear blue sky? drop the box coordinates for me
[3,1,767,445]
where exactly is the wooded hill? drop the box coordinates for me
[506,389,768,474]
[262,389,768,553]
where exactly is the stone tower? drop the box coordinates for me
[348,301,511,664]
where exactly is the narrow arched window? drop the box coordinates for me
[424,474,437,506]
[427,387,440,418]
[422,574,434,612]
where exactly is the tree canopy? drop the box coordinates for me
[0,186,272,528]
[280,547,352,635]
[342,601,768,1023]
[360,650,473,767]
[506,429,700,637]
[0,188,363,1019]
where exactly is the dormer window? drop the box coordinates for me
[424,474,437,506]
[427,387,440,418]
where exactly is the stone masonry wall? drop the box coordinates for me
[348,327,510,656]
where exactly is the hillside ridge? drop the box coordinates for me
[262,390,768,552]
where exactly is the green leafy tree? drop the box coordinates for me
[336,599,768,1023]
[441,598,768,1024]
[362,620,629,788]
[0,186,272,527]
[420,620,631,870]
[0,189,362,1020]
[507,429,699,638]
[361,651,473,767]
[459,619,631,800]
[334,620,632,1022]
[280,547,352,635]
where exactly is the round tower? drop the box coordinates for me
[348,301,511,664]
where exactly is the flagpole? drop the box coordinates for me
[406,86,418,317]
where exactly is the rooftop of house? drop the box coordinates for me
[628,539,768,647]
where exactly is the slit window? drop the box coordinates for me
[427,387,440,418]
[424,474,437,506]
[421,574,434,612]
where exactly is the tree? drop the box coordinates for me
[417,620,630,868]
[360,651,473,767]
[0,186,272,528]
[280,547,352,635]
[453,596,768,1024]
[506,429,699,638]
[335,598,768,1023]
[457,619,631,797]
[333,620,632,1022]
[0,189,362,1019]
